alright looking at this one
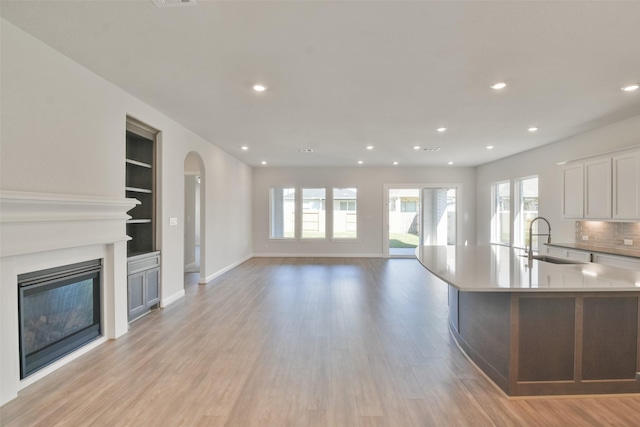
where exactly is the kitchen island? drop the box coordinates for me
[416,245,640,396]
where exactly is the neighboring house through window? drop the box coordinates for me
[302,188,326,239]
[333,188,357,239]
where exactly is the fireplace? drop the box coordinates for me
[18,259,102,379]
[1,190,135,405]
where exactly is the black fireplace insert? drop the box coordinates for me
[18,259,102,379]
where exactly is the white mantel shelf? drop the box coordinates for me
[0,190,138,257]
[0,190,138,222]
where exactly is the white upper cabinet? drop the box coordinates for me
[612,151,640,219]
[562,147,640,220]
[584,157,612,219]
[562,163,584,218]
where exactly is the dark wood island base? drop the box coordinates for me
[448,287,640,396]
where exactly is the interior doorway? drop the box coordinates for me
[384,185,458,257]
[184,152,205,284]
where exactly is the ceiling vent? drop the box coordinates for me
[152,0,196,8]
[423,147,441,152]
[297,149,314,153]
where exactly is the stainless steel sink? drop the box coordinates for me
[520,254,585,264]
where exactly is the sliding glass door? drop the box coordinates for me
[385,185,457,257]
[388,189,421,256]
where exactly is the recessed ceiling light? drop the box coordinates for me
[413,145,421,150]
[490,82,507,90]
[241,146,249,151]
[448,161,454,165]
[622,84,639,92]
[393,161,398,165]
[253,84,267,92]
[357,160,364,165]
[486,145,494,150]
[261,161,267,165]
[366,145,375,150]
[437,127,447,133]
[528,127,538,132]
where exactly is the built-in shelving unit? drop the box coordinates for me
[126,129,156,257]
[126,120,160,322]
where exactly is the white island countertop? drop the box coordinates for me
[416,245,640,292]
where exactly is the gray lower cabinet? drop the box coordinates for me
[127,251,160,322]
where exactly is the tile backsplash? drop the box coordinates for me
[576,221,640,250]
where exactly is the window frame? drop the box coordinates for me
[514,175,539,250]
[332,187,358,240]
[490,180,511,246]
[268,187,296,240]
[301,187,328,240]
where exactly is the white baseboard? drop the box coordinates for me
[161,289,185,307]
[199,254,253,284]
[184,261,198,272]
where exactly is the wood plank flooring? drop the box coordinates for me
[2,258,640,426]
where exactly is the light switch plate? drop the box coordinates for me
[169,217,178,226]
[624,239,633,246]
[582,235,589,241]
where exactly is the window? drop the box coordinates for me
[337,201,356,211]
[401,200,418,213]
[302,188,326,239]
[270,188,295,238]
[333,188,357,239]
[515,176,539,249]
[491,181,510,245]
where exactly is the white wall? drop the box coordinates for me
[476,114,640,246]
[252,166,477,256]
[1,18,253,304]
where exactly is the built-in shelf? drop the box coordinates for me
[126,123,160,323]
[125,187,152,194]
[126,159,152,169]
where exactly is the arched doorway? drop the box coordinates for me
[184,152,205,285]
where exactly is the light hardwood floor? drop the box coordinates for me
[2,258,640,426]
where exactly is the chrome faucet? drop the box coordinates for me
[528,217,551,261]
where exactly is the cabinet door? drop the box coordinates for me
[613,151,640,219]
[562,163,584,218]
[128,271,147,321]
[146,267,160,307]
[584,158,612,219]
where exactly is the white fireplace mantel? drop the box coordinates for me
[1,190,139,257]
[0,190,138,406]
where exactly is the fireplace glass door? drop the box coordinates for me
[18,260,102,378]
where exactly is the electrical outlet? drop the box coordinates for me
[582,235,589,241]
[169,217,178,226]
[624,239,633,246]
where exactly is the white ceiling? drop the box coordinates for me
[2,0,640,167]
